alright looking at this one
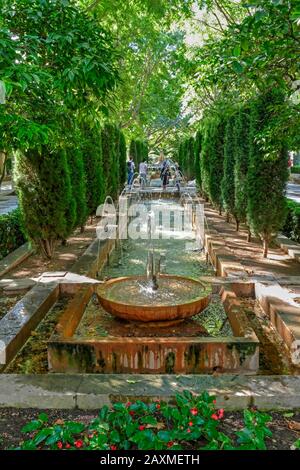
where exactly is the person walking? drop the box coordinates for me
[127,157,135,185]
[139,160,148,188]
[160,159,170,190]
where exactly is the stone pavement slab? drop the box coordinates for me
[1,374,300,410]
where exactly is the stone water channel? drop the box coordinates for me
[1,187,295,375]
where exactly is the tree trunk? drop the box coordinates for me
[40,239,54,259]
[226,212,230,223]
[0,151,8,186]
[235,218,239,232]
[263,238,268,258]
[247,229,251,242]
[80,225,85,233]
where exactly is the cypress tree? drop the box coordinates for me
[186,136,195,180]
[247,89,289,257]
[81,124,105,215]
[118,130,127,189]
[234,106,251,235]
[200,118,215,200]
[102,123,119,200]
[129,139,137,166]
[206,117,225,213]
[194,130,202,191]
[67,147,87,231]
[221,114,238,226]
[15,146,74,258]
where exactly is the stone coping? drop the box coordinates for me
[1,374,300,410]
[0,242,34,277]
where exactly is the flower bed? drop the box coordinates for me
[14,391,281,451]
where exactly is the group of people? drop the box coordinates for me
[127,153,183,191]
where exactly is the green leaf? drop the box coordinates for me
[232,61,244,74]
[233,45,241,57]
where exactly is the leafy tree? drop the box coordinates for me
[222,114,238,227]
[14,147,73,259]
[247,89,289,257]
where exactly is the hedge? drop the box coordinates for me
[291,165,300,174]
[0,208,26,261]
[282,199,300,243]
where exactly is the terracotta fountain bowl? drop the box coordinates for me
[97,274,211,324]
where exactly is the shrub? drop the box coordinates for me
[14,147,74,259]
[0,208,26,261]
[291,165,300,174]
[247,89,289,257]
[282,199,300,243]
[14,391,272,451]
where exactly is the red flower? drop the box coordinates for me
[74,439,83,448]
[190,408,198,416]
[188,421,193,426]
[129,411,135,416]
[167,441,174,448]
[110,445,117,451]
[126,402,131,408]
[156,404,161,410]
[57,441,63,449]
[211,413,219,420]
[187,428,191,433]
[139,425,145,431]
[65,443,71,449]
[218,408,224,419]
[213,399,217,405]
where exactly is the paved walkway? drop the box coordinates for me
[204,204,300,281]
[287,182,300,204]
[0,181,18,215]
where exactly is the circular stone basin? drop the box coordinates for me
[97,275,211,323]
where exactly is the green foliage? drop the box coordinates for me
[129,139,148,167]
[194,130,202,190]
[291,165,300,174]
[282,199,300,243]
[234,106,251,225]
[222,114,237,223]
[14,147,73,258]
[15,391,272,451]
[0,0,119,152]
[0,208,26,261]
[101,124,119,200]
[81,124,105,216]
[118,130,127,188]
[66,147,87,230]
[201,116,225,212]
[247,89,289,256]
